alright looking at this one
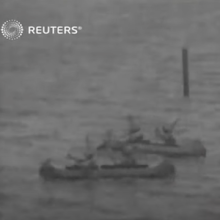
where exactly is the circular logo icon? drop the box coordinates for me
[1,20,23,40]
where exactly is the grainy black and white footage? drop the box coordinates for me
[0,0,220,220]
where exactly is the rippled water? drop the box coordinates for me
[1,0,220,219]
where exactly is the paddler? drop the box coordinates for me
[120,145,137,166]
[67,152,96,168]
[66,134,99,170]
[155,119,179,146]
[101,129,116,149]
[98,128,137,166]
[126,115,144,143]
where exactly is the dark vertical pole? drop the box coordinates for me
[182,48,189,97]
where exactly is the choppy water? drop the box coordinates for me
[1,0,220,219]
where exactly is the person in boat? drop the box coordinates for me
[66,134,99,170]
[97,129,136,166]
[155,119,179,146]
[155,126,176,146]
[99,116,141,165]
[126,115,144,143]
[66,152,97,169]
[100,129,116,149]
[120,147,137,166]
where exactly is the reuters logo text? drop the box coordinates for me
[1,20,82,40]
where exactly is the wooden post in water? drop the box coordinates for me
[182,48,189,97]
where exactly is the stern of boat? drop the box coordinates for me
[151,159,175,178]
[191,140,207,157]
[39,159,57,180]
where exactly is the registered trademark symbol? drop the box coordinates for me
[78,26,82,30]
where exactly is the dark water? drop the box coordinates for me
[1,0,220,219]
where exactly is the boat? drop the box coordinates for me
[97,117,206,158]
[97,139,206,158]
[39,158,175,181]
[134,139,206,158]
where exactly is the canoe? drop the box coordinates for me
[39,159,175,181]
[97,139,206,158]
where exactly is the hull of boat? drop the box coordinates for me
[99,139,206,158]
[39,160,175,181]
[134,139,206,158]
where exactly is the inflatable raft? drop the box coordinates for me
[39,159,175,181]
[137,139,206,158]
[98,139,206,158]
